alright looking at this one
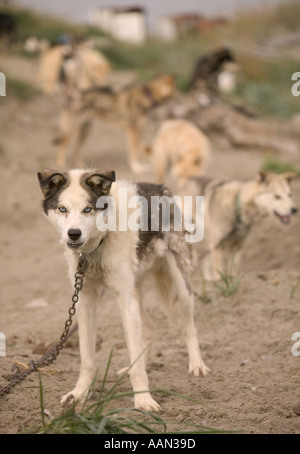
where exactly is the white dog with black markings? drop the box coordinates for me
[37,168,209,411]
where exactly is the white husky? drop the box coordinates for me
[183,171,298,281]
[37,168,209,411]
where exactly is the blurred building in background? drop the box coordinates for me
[88,4,229,44]
[155,13,228,42]
[88,5,147,44]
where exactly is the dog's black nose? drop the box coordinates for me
[68,229,82,241]
[292,207,298,214]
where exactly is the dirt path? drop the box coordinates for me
[0,56,300,434]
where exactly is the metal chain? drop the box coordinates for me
[0,254,87,398]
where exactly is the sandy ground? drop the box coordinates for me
[1,55,300,434]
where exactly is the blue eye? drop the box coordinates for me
[83,206,92,213]
[59,206,67,213]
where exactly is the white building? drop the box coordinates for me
[89,5,147,45]
[155,14,228,42]
[155,16,178,42]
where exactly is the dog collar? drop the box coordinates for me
[76,236,106,272]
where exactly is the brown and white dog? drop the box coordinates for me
[149,119,210,187]
[37,43,111,97]
[54,75,175,174]
[37,168,209,411]
[183,171,298,281]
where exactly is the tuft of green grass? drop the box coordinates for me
[213,261,242,298]
[291,277,300,299]
[38,372,46,428]
[36,350,226,435]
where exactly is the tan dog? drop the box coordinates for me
[55,75,175,173]
[183,171,298,280]
[37,43,111,97]
[150,119,210,187]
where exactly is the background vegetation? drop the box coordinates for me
[1,2,300,117]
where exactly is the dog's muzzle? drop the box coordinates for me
[274,207,298,224]
[67,229,83,248]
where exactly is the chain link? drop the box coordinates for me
[0,254,87,398]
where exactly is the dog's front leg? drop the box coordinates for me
[117,292,160,412]
[126,119,148,175]
[56,107,73,169]
[61,289,97,407]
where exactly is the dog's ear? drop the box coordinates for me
[85,169,116,196]
[257,171,269,184]
[282,172,298,184]
[37,170,67,197]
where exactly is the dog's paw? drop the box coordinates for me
[60,392,76,408]
[189,362,211,377]
[134,393,161,412]
[61,385,92,409]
